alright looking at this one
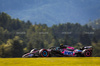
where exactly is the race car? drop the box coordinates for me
[22,45,93,57]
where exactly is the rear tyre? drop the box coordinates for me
[83,50,92,57]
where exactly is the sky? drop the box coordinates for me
[0,0,100,26]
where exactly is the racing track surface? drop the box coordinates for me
[0,57,100,66]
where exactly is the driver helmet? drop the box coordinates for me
[60,44,66,49]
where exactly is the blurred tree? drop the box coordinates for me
[0,44,5,57]
[11,36,24,57]
[27,42,33,51]
[92,37,98,43]
[92,42,100,57]
[79,34,91,46]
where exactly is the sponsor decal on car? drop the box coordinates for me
[28,54,34,57]
[64,51,73,55]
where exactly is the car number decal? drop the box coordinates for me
[64,51,73,55]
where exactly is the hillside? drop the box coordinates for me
[0,0,100,26]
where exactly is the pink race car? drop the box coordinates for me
[22,45,93,57]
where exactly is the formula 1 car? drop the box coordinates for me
[22,45,93,57]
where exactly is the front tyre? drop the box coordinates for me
[39,49,49,57]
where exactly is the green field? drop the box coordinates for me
[0,57,100,66]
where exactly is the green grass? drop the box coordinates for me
[0,57,100,66]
